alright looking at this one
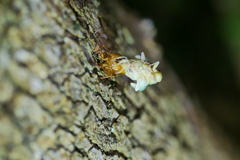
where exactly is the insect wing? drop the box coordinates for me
[134,79,149,91]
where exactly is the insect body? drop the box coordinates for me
[94,46,162,91]
[126,52,162,91]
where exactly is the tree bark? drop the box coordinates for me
[0,0,239,159]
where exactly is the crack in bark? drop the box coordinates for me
[72,145,89,158]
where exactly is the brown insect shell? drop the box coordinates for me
[98,52,127,78]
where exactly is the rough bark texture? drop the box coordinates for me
[0,0,239,160]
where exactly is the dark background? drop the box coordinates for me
[121,0,240,145]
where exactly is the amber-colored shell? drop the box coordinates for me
[94,46,126,79]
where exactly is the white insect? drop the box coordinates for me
[94,46,162,91]
[122,52,162,91]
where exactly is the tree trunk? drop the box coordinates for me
[0,0,238,159]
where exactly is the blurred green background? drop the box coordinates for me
[122,0,240,145]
